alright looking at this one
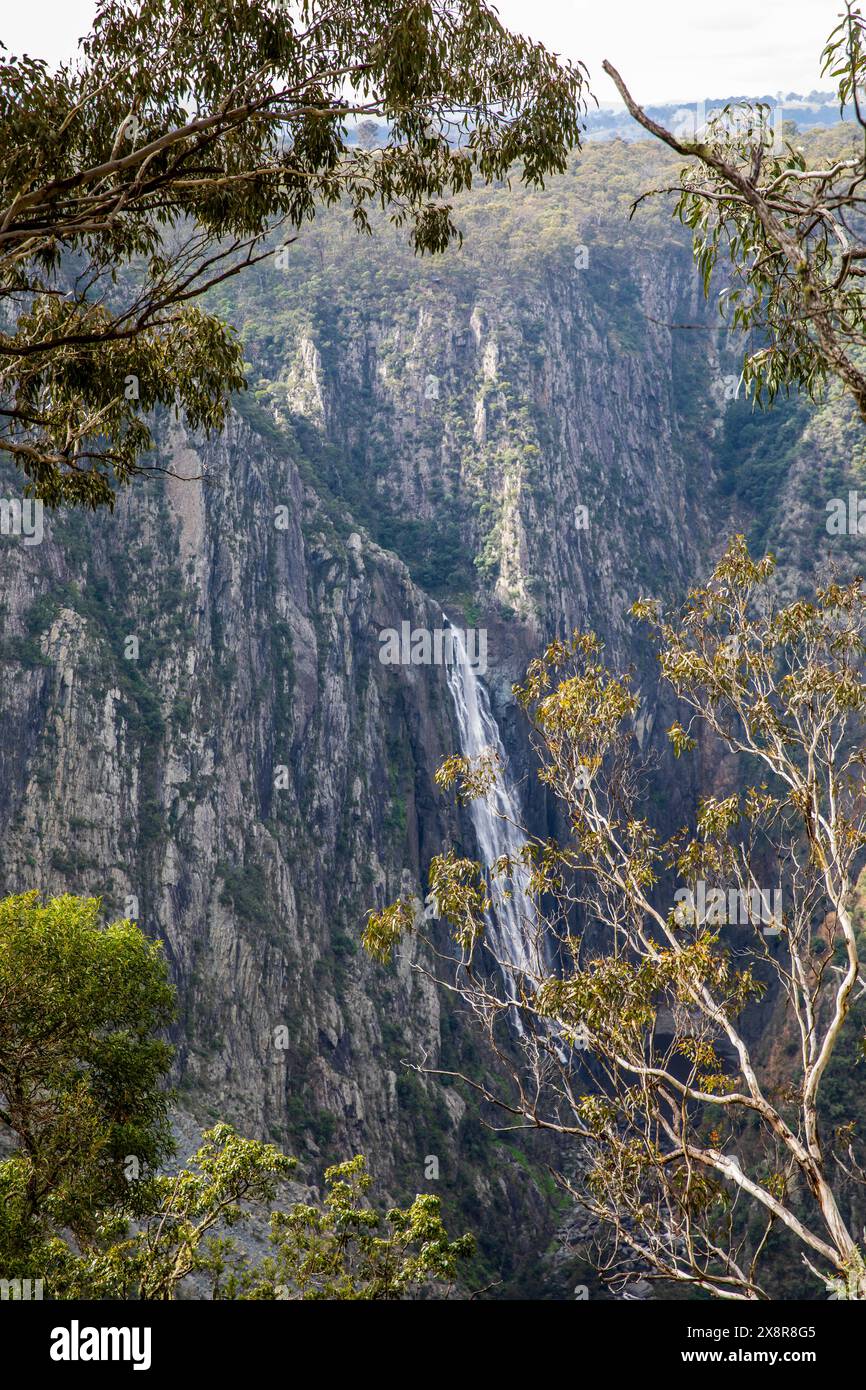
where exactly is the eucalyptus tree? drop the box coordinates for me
[0,891,175,1273]
[55,1137,471,1300]
[0,891,471,1300]
[602,2,866,424]
[0,0,589,507]
[365,539,866,1299]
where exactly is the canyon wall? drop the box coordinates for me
[1,139,862,1288]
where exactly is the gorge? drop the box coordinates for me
[1,130,864,1295]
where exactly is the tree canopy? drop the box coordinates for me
[0,892,175,1271]
[603,2,866,425]
[0,891,472,1300]
[0,0,589,507]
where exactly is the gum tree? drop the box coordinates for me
[240,1153,473,1301]
[0,892,472,1300]
[365,539,866,1299]
[603,2,866,423]
[0,0,589,507]
[28,1124,473,1300]
[0,892,175,1273]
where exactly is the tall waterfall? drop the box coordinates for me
[443,620,538,984]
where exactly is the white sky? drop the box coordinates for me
[0,0,846,103]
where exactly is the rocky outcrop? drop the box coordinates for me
[1,140,862,1290]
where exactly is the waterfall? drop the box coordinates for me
[442,620,538,984]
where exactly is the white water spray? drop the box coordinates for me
[442,619,538,984]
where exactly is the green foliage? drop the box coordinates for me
[713,393,811,549]
[0,0,588,506]
[362,894,417,965]
[606,9,866,426]
[16,1129,472,1301]
[364,849,489,963]
[67,1124,297,1300]
[241,1154,473,1300]
[0,591,57,667]
[217,862,272,929]
[0,892,175,1272]
[0,892,473,1299]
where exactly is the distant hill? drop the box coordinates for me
[586,91,853,141]
[346,93,853,149]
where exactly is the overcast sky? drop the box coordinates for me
[0,0,846,103]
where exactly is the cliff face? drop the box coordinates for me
[0,140,861,1286]
[0,413,464,1168]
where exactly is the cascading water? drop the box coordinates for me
[442,619,539,985]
